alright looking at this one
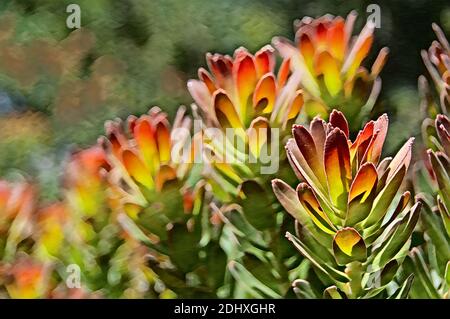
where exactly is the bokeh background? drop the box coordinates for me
[0,0,448,201]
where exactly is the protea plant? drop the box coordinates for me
[272,110,421,298]
[0,148,157,298]
[59,146,157,298]
[100,106,227,298]
[101,106,196,225]
[273,12,388,132]
[405,114,450,299]
[27,146,154,298]
[416,25,450,194]
[188,45,303,199]
[407,25,450,299]
[420,24,449,117]
[35,146,109,264]
[187,47,304,297]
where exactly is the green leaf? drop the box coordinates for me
[136,208,170,241]
[158,180,186,221]
[295,221,334,264]
[332,227,367,265]
[429,151,450,204]
[400,254,429,298]
[445,261,450,288]
[391,274,414,299]
[286,232,350,284]
[371,202,421,270]
[408,248,441,299]
[437,196,450,238]
[323,285,346,299]
[167,222,201,273]
[205,243,227,290]
[219,207,268,250]
[117,213,167,254]
[271,179,306,223]
[242,253,282,294]
[239,180,276,231]
[379,259,401,287]
[228,261,282,298]
[272,179,330,244]
[292,279,318,299]
[185,163,204,189]
[421,203,450,270]
[362,165,406,228]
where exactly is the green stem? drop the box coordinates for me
[344,261,364,298]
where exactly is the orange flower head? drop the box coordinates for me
[101,106,199,227]
[274,12,388,130]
